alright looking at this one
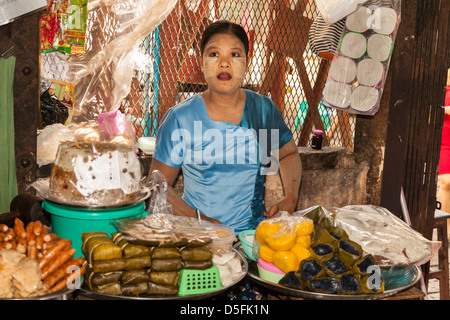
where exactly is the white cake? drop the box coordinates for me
[49,141,142,206]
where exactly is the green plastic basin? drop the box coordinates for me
[42,201,146,258]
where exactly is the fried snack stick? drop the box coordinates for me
[13,218,26,239]
[26,221,36,243]
[4,228,15,241]
[44,257,85,289]
[0,224,8,233]
[46,264,86,294]
[33,221,43,236]
[16,237,27,254]
[38,239,71,269]
[41,248,76,280]
[0,240,16,250]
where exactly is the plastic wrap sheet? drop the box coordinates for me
[298,205,440,268]
[116,170,230,247]
[63,0,177,122]
[251,212,314,274]
[322,0,401,115]
[30,114,149,207]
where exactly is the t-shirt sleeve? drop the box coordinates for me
[268,99,293,150]
[153,108,186,168]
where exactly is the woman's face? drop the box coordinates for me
[201,32,248,95]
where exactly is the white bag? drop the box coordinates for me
[315,0,368,24]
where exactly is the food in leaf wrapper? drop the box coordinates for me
[308,278,341,294]
[92,282,123,295]
[122,282,149,296]
[323,256,348,277]
[91,258,127,273]
[121,269,151,285]
[310,243,335,262]
[149,271,180,287]
[337,239,363,266]
[181,260,214,270]
[278,271,305,290]
[147,281,179,296]
[112,232,152,258]
[360,272,385,294]
[180,246,213,262]
[82,233,122,263]
[339,272,361,295]
[125,256,152,270]
[151,247,181,260]
[85,269,123,287]
[299,258,326,281]
[353,254,376,274]
[151,258,182,272]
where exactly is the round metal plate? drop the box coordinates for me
[76,248,248,300]
[235,242,421,300]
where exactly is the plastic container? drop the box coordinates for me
[257,258,285,283]
[178,264,223,296]
[238,229,258,261]
[42,201,146,257]
[311,130,323,150]
[206,224,236,255]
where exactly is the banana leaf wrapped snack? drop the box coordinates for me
[82,232,122,262]
[112,232,152,258]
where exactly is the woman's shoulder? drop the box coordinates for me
[170,94,203,114]
[244,89,277,112]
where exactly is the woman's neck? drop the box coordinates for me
[201,88,246,124]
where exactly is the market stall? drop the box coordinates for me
[1,0,445,302]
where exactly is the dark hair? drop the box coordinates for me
[200,20,249,58]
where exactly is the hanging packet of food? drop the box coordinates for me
[321,0,401,115]
[40,0,88,55]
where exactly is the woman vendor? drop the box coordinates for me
[149,20,302,234]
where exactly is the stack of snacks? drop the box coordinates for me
[278,226,384,295]
[82,231,216,297]
[254,213,314,274]
[0,219,85,298]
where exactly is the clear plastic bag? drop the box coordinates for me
[315,0,369,24]
[322,0,401,115]
[31,115,145,207]
[116,170,234,249]
[299,204,440,268]
[64,0,178,122]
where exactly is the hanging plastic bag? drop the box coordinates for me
[322,0,401,115]
[65,0,178,123]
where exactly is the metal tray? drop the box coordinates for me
[76,248,248,300]
[0,287,75,300]
[235,242,421,300]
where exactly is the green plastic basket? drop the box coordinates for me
[238,229,258,261]
[178,265,222,296]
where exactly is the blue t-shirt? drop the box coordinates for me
[153,89,293,234]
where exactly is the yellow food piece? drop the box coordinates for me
[291,243,311,262]
[265,233,296,251]
[259,244,275,263]
[295,235,311,247]
[254,221,281,245]
[273,250,300,273]
[295,220,314,236]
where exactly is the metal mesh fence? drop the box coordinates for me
[41,0,356,150]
